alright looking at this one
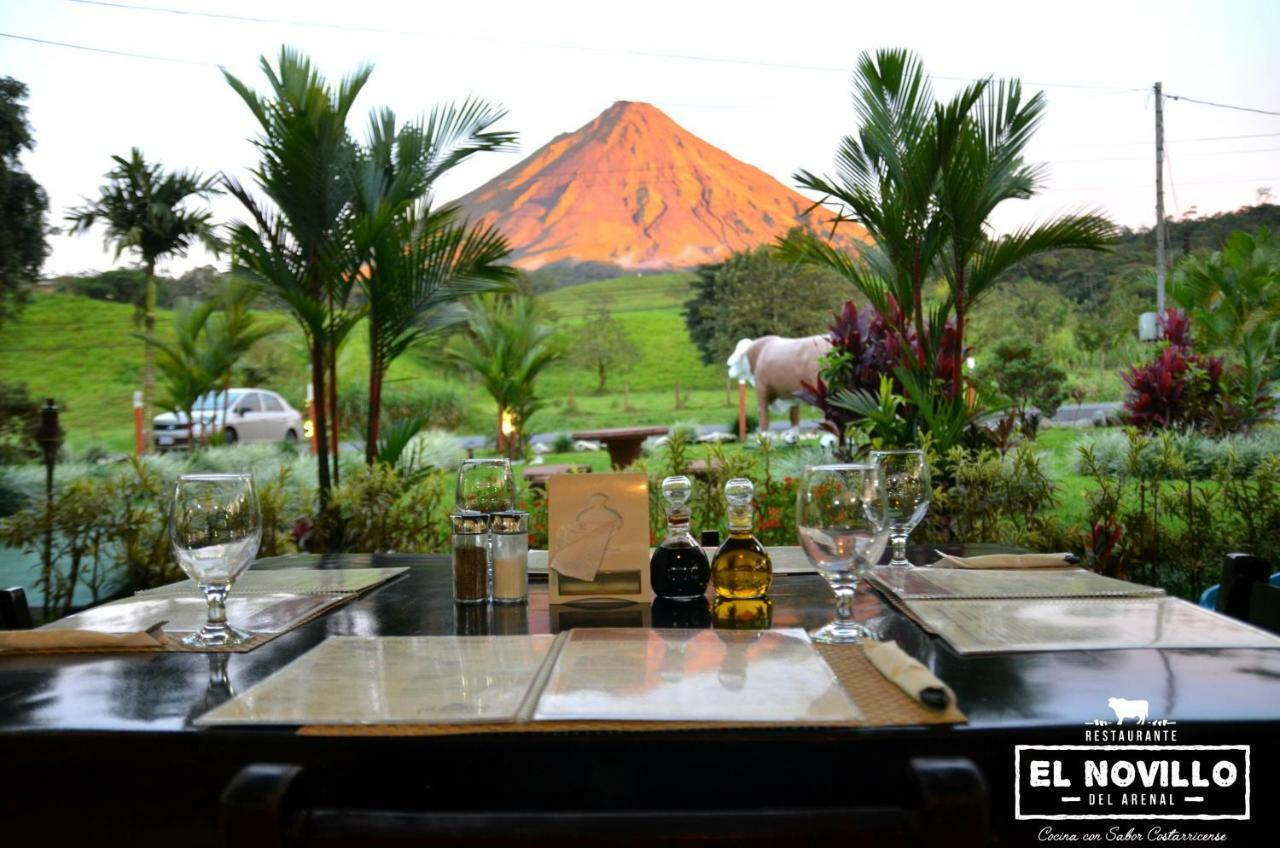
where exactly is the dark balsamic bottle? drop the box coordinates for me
[649,475,711,601]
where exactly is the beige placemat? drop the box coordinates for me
[297,642,966,736]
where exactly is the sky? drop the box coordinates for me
[3,0,1279,277]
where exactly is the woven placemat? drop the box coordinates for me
[297,642,966,737]
[5,594,349,656]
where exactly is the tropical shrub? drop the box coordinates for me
[984,337,1069,435]
[1073,426,1280,480]
[1121,308,1233,431]
[1078,428,1280,599]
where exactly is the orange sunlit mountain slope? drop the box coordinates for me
[453,101,867,270]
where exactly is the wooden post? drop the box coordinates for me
[674,381,684,410]
[306,383,319,455]
[133,391,145,456]
[738,380,747,441]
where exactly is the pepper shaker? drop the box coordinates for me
[450,512,490,604]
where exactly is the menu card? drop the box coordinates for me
[534,628,862,723]
[41,593,344,636]
[197,635,558,726]
[868,566,1164,601]
[136,566,408,597]
[903,596,1280,655]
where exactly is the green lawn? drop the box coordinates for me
[3,273,1125,455]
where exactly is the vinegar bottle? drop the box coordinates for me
[711,477,772,599]
[649,476,711,601]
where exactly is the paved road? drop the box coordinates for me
[455,401,1125,451]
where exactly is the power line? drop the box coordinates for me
[0,30,211,65]
[1163,92,1280,118]
[64,1,1146,93]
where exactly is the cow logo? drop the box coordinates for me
[1108,697,1149,725]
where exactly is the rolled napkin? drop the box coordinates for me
[862,638,955,711]
[933,551,1079,569]
[0,621,168,654]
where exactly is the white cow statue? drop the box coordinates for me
[727,335,832,431]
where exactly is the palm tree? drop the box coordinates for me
[137,300,220,451]
[66,148,221,447]
[349,104,517,463]
[448,295,562,459]
[224,48,370,509]
[777,49,1114,400]
[204,277,282,443]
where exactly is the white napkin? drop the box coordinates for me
[862,638,955,710]
[933,551,1077,569]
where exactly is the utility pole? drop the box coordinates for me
[1154,81,1167,313]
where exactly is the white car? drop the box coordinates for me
[153,389,305,450]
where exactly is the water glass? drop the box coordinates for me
[169,473,262,648]
[795,463,889,644]
[871,449,930,567]
[456,458,516,513]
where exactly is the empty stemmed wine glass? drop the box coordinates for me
[871,449,930,568]
[795,463,889,644]
[456,458,516,513]
[169,473,262,648]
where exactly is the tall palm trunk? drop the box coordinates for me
[952,267,967,401]
[310,338,332,507]
[365,328,381,464]
[142,258,157,452]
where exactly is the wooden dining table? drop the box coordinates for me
[2,547,1277,846]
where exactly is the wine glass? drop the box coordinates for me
[456,458,516,514]
[796,463,889,644]
[169,473,262,648]
[871,449,930,568]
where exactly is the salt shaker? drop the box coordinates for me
[489,511,529,604]
[450,512,489,604]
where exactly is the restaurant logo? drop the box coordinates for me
[1014,698,1251,820]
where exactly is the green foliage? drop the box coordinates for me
[984,337,1069,431]
[570,307,641,392]
[137,299,220,446]
[1077,428,1280,599]
[0,458,181,618]
[0,76,49,327]
[1073,426,1280,480]
[684,245,853,366]
[919,444,1065,549]
[1019,204,1280,304]
[1171,227,1280,420]
[447,294,563,457]
[0,381,39,465]
[777,48,1114,400]
[552,432,575,453]
[330,463,450,554]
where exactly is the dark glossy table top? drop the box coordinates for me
[2,550,1279,736]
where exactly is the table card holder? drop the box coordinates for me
[547,472,651,604]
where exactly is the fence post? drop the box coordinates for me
[133,391,145,456]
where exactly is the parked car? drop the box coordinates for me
[153,389,305,451]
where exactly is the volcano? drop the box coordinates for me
[452,101,866,270]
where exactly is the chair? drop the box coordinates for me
[221,757,990,848]
[1197,568,1280,610]
[0,587,33,630]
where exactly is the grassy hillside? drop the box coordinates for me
[0,275,748,451]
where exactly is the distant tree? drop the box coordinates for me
[967,280,1073,348]
[448,295,562,458]
[571,307,640,393]
[984,337,1068,435]
[684,245,852,366]
[0,380,40,466]
[0,77,49,327]
[137,300,220,451]
[204,278,282,438]
[66,149,221,448]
